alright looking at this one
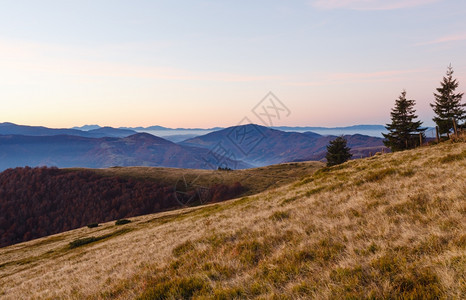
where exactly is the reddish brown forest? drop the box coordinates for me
[0,167,244,248]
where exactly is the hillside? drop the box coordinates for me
[0,123,384,170]
[0,122,137,138]
[0,161,323,247]
[0,141,464,299]
[181,124,385,166]
[0,133,249,171]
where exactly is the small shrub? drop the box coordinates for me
[87,223,99,228]
[115,219,131,225]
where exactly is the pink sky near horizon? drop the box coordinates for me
[1,0,465,129]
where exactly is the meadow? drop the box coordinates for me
[0,140,464,299]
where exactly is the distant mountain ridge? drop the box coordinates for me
[1,123,137,138]
[71,125,101,131]
[272,124,386,131]
[180,124,386,166]
[72,123,389,137]
[0,133,250,171]
[0,122,386,170]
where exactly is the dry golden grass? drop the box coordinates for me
[67,161,325,197]
[0,141,465,299]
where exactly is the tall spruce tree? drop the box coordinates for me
[326,136,352,167]
[383,90,425,151]
[431,65,465,135]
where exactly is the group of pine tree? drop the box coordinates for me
[383,65,465,151]
[326,65,465,166]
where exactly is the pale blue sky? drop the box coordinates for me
[0,0,465,128]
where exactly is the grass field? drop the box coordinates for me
[68,161,325,198]
[0,140,465,299]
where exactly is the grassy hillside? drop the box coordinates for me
[0,161,323,248]
[69,160,325,197]
[0,141,465,299]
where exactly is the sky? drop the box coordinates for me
[0,0,465,128]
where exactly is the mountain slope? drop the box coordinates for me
[0,161,323,247]
[0,122,91,137]
[0,133,249,170]
[86,126,137,137]
[274,124,388,137]
[0,140,464,299]
[181,124,385,166]
[0,122,137,138]
[0,124,383,170]
[181,124,321,166]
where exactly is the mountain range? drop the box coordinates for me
[0,122,386,170]
[181,124,385,166]
[0,122,137,138]
[74,123,388,137]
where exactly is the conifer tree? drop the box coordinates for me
[383,90,425,151]
[326,136,352,166]
[431,65,465,135]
